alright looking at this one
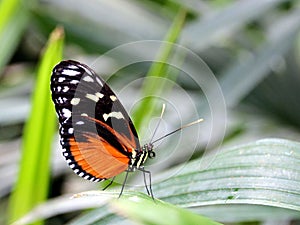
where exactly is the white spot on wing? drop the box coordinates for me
[58,97,64,103]
[58,77,65,82]
[76,121,84,125]
[96,92,104,98]
[62,69,81,76]
[62,108,71,118]
[103,111,124,121]
[71,98,80,105]
[86,93,99,102]
[84,67,93,76]
[57,97,67,104]
[81,113,88,117]
[62,86,69,92]
[67,65,79,69]
[83,76,94,82]
[110,95,117,101]
[70,80,80,84]
[68,128,74,134]
[96,77,103,85]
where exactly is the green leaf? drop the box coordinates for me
[0,0,30,72]
[132,8,187,134]
[8,27,64,224]
[219,8,300,107]
[182,0,289,49]
[110,193,222,225]
[154,138,300,222]
[73,138,300,223]
[78,139,300,223]
[12,192,222,225]
[12,138,300,224]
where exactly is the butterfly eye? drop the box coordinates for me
[149,151,156,159]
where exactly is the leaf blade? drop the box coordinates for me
[8,27,64,224]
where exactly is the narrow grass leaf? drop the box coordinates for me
[8,27,64,224]
[0,0,30,72]
[132,8,187,133]
[0,0,20,29]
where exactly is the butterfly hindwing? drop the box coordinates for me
[50,60,140,181]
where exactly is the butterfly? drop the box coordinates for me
[50,60,202,198]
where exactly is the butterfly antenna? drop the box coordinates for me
[149,104,166,143]
[152,118,204,145]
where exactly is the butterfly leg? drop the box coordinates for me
[119,169,131,198]
[102,176,116,191]
[139,167,154,200]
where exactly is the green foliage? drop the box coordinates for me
[8,27,64,224]
[63,138,300,223]
[111,194,222,225]
[132,8,187,133]
[1,0,300,225]
[0,0,30,72]
[12,138,300,224]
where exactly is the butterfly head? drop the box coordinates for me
[142,143,155,159]
[130,143,155,169]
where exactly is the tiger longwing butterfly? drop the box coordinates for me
[50,60,202,198]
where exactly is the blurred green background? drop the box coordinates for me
[1,0,300,225]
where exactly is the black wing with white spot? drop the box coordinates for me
[50,60,140,181]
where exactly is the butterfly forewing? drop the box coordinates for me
[50,60,140,181]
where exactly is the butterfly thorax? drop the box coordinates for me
[130,143,155,169]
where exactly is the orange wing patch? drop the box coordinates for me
[69,132,129,179]
[85,116,138,152]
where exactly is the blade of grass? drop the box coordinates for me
[0,0,20,29]
[8,27,64,224]
[132,8,187,134]
[0,0,30,72]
